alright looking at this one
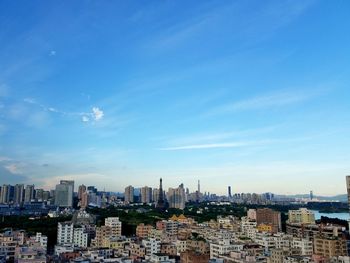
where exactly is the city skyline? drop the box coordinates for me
[0,1,350,195]
[0,177,348,200]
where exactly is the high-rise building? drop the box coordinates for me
[228,186,232,198]
[136,223,154,239]
[310,190,313,200]
[314,236,347,258]
[57,222,74,245]
[14,184,24,205]
[78,184,86,200]
[55,180,74,207]
[0,184,10,204]
[247,209,257,221]
[256,208,281,233]
[156,178,166,210]
[80,191,89,208]
[167,183,186,210]
[346,176,350,213]
[61,180,75,191]
[124,185,134,204]
[288,208,315,224]
[196,180,201,202]
[73,227,89,248]
[87,186,97,194]
[42,191,50,202]
[35,188,44,201]
[141,186,152,204]
[24,185,35,203]
[152,188,159,203]
[105,217,122,237]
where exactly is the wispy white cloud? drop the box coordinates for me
[23,98,104,123]
[0,156,12,162]
[0,157,27,177]
[206,89,323,116]
[158,136,312,151]
[24,97,65,114]
[147,0,315,52]
[156,125,279,146]
[81,116,90,122]
[159,141,257,151]
[81,107,104,123]
[4,164,21,174]
[49,50,56,56]
[92,107,104,121]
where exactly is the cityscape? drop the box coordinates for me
[1,0,350,263]
[0,177,349,262]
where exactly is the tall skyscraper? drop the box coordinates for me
[80,190,89,208]
[78,184,87,200]
[196,180,201,202]
[60,180,75,191]
[124,185,134,204]
[141,186,152,204]
[42,191,50,202]
[156,178,166,210]
[55,180,74,207]
[152,188,159,203]
[228,186,232,198]
[87,186,97,194]
[310,190,313,200]
[24,184,35,203]
[346,176,350,217]
[14,184,24,205]
[167,183,186,210]
[35,188,44,201]
[0,184,10,204]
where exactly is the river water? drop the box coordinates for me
[312,210,349,221]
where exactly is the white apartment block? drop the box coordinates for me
[273,233,293,250]
[57,222,74,245]
[54,245,74,256]
[142,238,161,257]
[288,209,315,225]
[291,238,313,256]
[247,209,257,220]
[73,227,89,248]
[105,217,122,237]
[159,220,179,236]
[105,217,122,228]
[150,253,175,263]
[240,217,257,240]
[35,233,48,249]
[254,232,276,252]
[210,239,235,259]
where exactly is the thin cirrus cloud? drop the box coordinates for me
[158,136,312,151]
[81,107,104,123]
[159,141,255,151]
[205,89,323,116]
[23,98,104,123]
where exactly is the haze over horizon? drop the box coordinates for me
[0,1,349,195]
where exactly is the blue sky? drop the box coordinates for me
[0,0,349,195]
